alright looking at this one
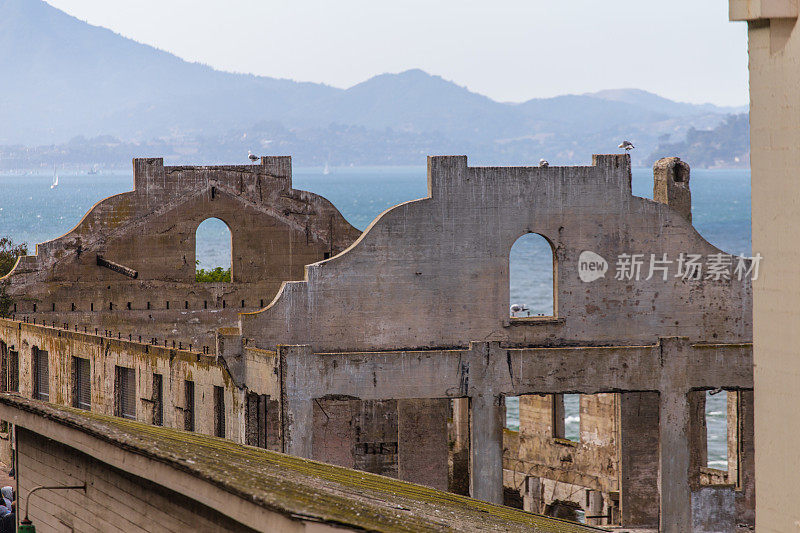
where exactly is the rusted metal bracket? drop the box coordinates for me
[96,255,138,279]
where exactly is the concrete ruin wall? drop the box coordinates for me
[2,157,360,347]
[240,154,752,352]
[0,318,279,445]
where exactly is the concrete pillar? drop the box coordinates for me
[398,398,448,490]
[619,391,660,528]
[278,345,315,458]
[523,476,543,513]
[659,389,692,532]
[688,389,708,480]
[469,393,503,504]
[729,389,755,527]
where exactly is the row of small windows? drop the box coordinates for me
[2,344,231,439]
[14,299,267,314]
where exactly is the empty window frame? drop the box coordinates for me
[184,380,195,432]
[552,393,580,442]
[509,232,556,318]
[72,357,91,410]
[114,366,136,420]
[245,392,268,448]
[7,350,18,393]
[213,385,225,438]
[32,347,49,401]
[152,373,163,426]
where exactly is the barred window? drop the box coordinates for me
[72,357,91,410]
[32,347,49,401]
[213,385,225,438]
[152,373,163,426]
[245,392,268,448]
[184,380,195,432]
[114,366,136,420]
[8,351,18,393]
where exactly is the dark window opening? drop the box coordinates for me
[32,346,49,401]
[204,301,207,309]
[323,252,331,259]
[109,302,113,311]
[184,380,195,431]
[51,303,55,312]
[245,392,268,448]
[114,366,136,419]
[152,373,163,426]
[146,301,151,310]
[214,385,225,438]
[90,303,94,312]
[127,302,132,310]
[184,301,188,310]
[32,304,36,312]
[72,357,91,410]
[166,301,169,310]
[241,300,245,308]
[71,303,75,311]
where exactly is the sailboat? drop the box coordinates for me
[322,162,330,175]
[50,165,59,189]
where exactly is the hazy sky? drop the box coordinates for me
[45,0,749,106]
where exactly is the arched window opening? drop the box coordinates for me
[509,233,555,318]
[195,218,232,282]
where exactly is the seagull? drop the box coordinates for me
[510,303,529,317]
[539,159,549,168]
[248,150,259,163]
[618,140,635,151]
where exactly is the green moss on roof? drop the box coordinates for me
[0,394,606,533]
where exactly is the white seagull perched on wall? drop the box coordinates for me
[510,303,529,317]
[248,150,259,163]
[618,140,635,151]
[539,159,549,167]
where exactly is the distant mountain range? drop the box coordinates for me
[0,0,748,168]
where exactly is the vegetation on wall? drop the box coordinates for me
[195,267,231,283]
[0,238,27,317]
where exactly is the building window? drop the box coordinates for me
[152,374,163,426]
[245,392,268,448]
[72,357,91,410]
[509,232,556,318]
[32,347,49,401]
[195,217,232,282]
[114,366,136,420]
[552,393,580,442]
[213,385,225,438]
[7,350,18,393]
[184,380,195,431]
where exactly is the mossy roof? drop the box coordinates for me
[0,394,606,533]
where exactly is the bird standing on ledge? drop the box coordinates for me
[539,159,549,167]
[618,140,635,151]
[248,151,259,163]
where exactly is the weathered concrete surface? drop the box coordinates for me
[2,157,360,347]
[0,317,278,445]
[619,392,660,527]
[242,154,752,352]
[691,486,736,533]
[729,4,799,532]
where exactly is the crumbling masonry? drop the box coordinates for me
[0,154,754,532]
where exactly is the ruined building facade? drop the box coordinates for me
[0,154,754,531]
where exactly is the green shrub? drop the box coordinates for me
[195,267,231,283]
